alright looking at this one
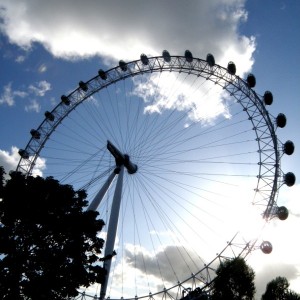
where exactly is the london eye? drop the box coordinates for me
[17,50,295,299]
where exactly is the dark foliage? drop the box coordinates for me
[0,166,5,195]
[210,257,255,300]
[261,276,300,300]
[0,170,106,300]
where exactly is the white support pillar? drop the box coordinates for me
[87,171,117,211]
[100,165,124,300]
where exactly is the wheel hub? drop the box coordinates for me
[107,140,138,174]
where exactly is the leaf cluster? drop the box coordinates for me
[205,257,300,300]
[262,276,300,300]
[0,170,106,300]
[210,257,256,300]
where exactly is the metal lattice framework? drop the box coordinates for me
[17,54,284,216]
[72,232,256,300]
[16,53,294,300]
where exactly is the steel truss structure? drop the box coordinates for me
[17,53,294,300]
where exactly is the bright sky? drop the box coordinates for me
[0,1,299,299]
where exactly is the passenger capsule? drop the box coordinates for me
[283,140,295,155]
[247,73,256,88]
[263,91,273,105]
[61,95,70,105]
[206,53,215,67]
[30,129,41,139]
[45,111,55,121]
[277,206,289,220]
[140,54,149,65]
[98,69,107,80]
[18,149,29,159]
[227,61,236,75]
[79,81,88,92]
[119,60,127,71]
[162,50,171,62]
[185,50,193,63]
[260,241,272,254]
[284,172,296,187]
[276,113,287,128]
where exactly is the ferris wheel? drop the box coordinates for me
[17,50,295,300]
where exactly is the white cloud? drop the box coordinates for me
[14,90,28,98]
[0,83,14,106]
[31,156,46,177]
[108,245,194,297]
[15,54,26,63]
[28,80,51,97]
[0,82,26,106]
[0,80,51,111]
[132,72,232,125]
[0,146,46,177]
[0,0,255,124]
[25,99,41,113]
[38,63,47,73]
[0,0,255,74]
[38,64,48,73]
[125,244,203,283]
[0,146,20,174]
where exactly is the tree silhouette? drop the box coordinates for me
[0,170,106,300]
[0,166,5,195]
[210,257,255,300]
[261,276,300,300]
